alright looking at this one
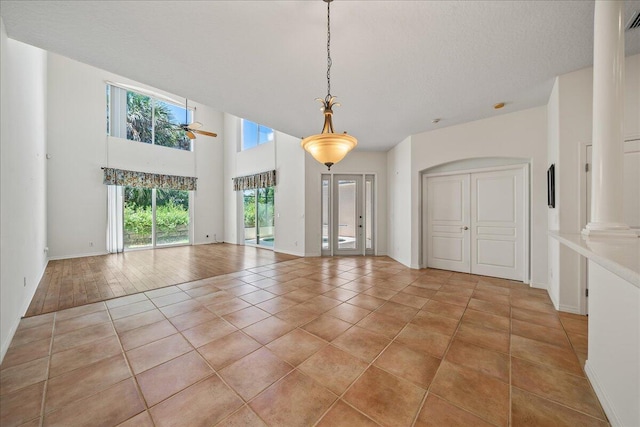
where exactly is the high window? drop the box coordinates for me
[242,119,274,151]
[107,84,193,151]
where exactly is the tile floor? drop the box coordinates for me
[1,256,605,427]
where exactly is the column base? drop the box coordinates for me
[582,222,638,238]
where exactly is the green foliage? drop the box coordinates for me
[243,187,275,228]
[124,200,189,235]
[126,92,191,150]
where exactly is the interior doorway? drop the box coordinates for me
[322,174,375,256]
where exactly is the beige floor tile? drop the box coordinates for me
[137,351,213,406]
[325,303,371,324]
[216,405,267,427]
[395,323,451,358]
[411,310,460,336]
[512,318,571,349]
[511,387,609,427]
[266,329,326,366]
[54,303,106,322]
[168,307,219,331]
[150,375,243,427]
[126,333,192,374]
[256,296,299,315]
[206,298,252,316]
[48,335,122,379]
[317,400,380,427]
[374,342,441,389]
[455,322,510,354]
[375,302,419,322]
[344,366,425,427]
[332,326,390,363]
[108,300,156,320]
[43,379,144,427]
[415,393,494,427]
[117,410,154,427]
[389,292,429,309]
[45,354,130,413]
[52,322,116,354]
[9,323,53,349]
[0,381,44,427]
[422,300,465,320]
[467,298,510,317]
[197,330,262,370]
[511,335,583,376]
[347,294,386,311]
[182,317,237,348]
[511,357,605,419]
[445,339,509,383]
[219,347,292,400]
[430,361,509,427]
[223,307,271,329]
[302,315,353,341]
[242,316,295,345]
[250,370,337,427]
[118,319,177,351]
[356,312,406,339]
[299,345,368,395]
[1,337,51,370]
[274,306,320,326]
[112,309,165,334]
[461,308,510,332]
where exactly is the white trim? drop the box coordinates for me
[423,163,530,178]
[547,286,560,309]
[529,281,547,290]
[48,251,109,261]
[585,360,624,427]
[274,248,305,257]
[0,259,49,363]
[558,304,581,314]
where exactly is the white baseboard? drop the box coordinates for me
[559,304,581,314]
[48,250,109,261]
[547,288,560,310]
[274,248,305,257]
[529,281,547,290]
[585,361,623,427]
[305,251,322,257]
[1,258,49,364]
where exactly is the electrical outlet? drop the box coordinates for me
[23,277,26,287]
[89,241,94,247]
[214,234,217,241]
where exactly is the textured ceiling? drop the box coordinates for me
[1,1,639,151]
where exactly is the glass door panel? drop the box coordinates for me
[156,189,190,246]
[365,176,374,252]
[124,187,153,249]
[243,189,257,245]
[257,187,275,247]
[334,175,362,255]
[322,178,330,251]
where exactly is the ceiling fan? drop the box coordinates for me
[166,99,217,140]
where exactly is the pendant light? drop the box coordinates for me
[301,0,357,170]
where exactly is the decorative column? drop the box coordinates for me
[583,0,635,238]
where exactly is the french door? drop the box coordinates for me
[322,174,375,256]
[424,166,527,281]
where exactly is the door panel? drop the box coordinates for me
[334,175,363,255]
[426,175,470,272]
[471,168,524,280]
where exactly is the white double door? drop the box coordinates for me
[425,166,526,281]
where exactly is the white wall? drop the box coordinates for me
[0,19,49,361]
[547,77,561,306]
[547,54,640,313]
[407,107,548,286]
[387,137,412,266]
[224,114,307,256]
[46,53,225,259]
[305,151,389,257]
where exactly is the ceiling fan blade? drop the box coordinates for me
[185,121,203,130]
[193,129,217,138]
[185,130,197,139]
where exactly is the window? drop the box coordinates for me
[243,187,275,247]
[107,84,193,151]
[242,119,274,150]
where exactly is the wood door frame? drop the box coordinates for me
[421,163,530,283]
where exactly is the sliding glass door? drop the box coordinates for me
[243,187,275,248]
[123,187,191,250]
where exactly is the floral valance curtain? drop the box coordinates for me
[102,167,197,191]
[232,170,277,191]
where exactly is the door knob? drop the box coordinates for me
[461,226,469,230]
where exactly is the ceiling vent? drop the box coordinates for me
[627,10,640,30]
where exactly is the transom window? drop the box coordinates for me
[242,119,274,151]
[107,84,193,151]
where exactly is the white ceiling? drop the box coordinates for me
[1,1,639,151]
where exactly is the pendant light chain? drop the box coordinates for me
[326,0,332,101]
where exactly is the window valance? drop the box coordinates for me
[102,167,197,191]
[233,170,276,191]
